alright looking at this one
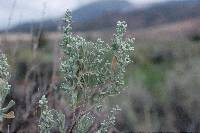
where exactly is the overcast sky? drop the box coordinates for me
[0,0,171,30]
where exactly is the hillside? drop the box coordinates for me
[2,17,200,45]
[5,0,131,32]
[71,0,131,22]
[4,0,200,32]
[76,0,200,31]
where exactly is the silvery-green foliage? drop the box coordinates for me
[73,113,95,133]
[60,10,134,107]
[0,53,15,121]
[97,105,121,133]
[59,10,134,132]
[39,95,65,133]
[0,54,10,80]
[38,10,133,131]
[60,10,112,108]
[39,95,53,133]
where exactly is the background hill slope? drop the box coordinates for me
[4,0,200,32]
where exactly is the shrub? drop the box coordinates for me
[38,9,134,132]
[0,53,15,122]
[190,33,200,42]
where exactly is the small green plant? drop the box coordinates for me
[39,95,65,133]
[39,9,134,132]
[0,53,15,121]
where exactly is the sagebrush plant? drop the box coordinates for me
[39,95,65,133]
[39,9,134,132]
[0,53,15,121]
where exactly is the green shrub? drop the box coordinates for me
[39,9,134,132]
[0,53,15,121]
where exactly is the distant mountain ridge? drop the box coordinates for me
[75,0,200,31]
[4,0,131,33]
[4,0,200,32]
[72,0,131,23]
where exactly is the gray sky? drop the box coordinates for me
[0,0,170,30]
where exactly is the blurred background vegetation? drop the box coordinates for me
[1,0,200,132]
